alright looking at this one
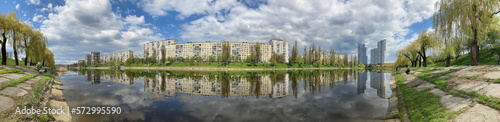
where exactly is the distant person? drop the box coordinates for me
[405,66,410,75]
[497,53,500,65]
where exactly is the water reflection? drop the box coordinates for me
[66,69,392,121]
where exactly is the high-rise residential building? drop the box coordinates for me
[370,39,386,65]
[91,51,100,65]
[85,54,91,65]
[269,40,290,63]
[357,43,367,65]
[100,50,133,64]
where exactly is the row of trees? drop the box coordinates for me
[396,0,500,67]
[0,11,54,67]
[289,40,362,67]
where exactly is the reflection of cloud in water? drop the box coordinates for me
[179,83,387,121]
[62,70,391,121]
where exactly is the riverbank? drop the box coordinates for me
[0,65,71,121]
[76,66,386,71]
[394,65,500,121]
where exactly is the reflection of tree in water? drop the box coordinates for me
[71,69,388,99]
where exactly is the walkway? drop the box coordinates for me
[402,66,500,121]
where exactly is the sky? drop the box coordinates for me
[1,0,436,64]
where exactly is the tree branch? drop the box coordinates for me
[491,10,500,17]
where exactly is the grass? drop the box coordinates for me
[0,58,26,66]
[495,78,500,83]
[451,90,500,110]
[0,74,38,90]
[395,73,458,121]
[414,71,452,91]
[0,69,24,74]
[428,47,500,67]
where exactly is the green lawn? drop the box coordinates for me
[0,58,26,66]
[429,47,500,67]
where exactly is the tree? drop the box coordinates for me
[208,55,215,64]
[221,41,231,66]
[20,23,34,66]
[415,29,438,67]
[290,40,298,66]
[125,58,133,65]
[343,52,348,66]
[397,41,420,67]
[330,49,335,66]
[303,46,308,65]
[7,12,22,65]
[254,42,261,63]
[160,45,166,65]
[152,47,157,64]
[0,12,11,65]
[433,0,500,65]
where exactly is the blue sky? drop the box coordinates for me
[1,0,436,64]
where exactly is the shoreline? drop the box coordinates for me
[76,66,391,71]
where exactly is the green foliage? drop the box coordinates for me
[429,47,500,67]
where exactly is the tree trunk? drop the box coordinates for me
[24,39,29,66]
[418,56,422,67]
[446,54,451,67]
[471,25,480,65]
[13,40,18,66]
[423,51,427,67]
[1,32,7,65]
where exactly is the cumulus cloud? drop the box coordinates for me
[15,4,20,9]
[141,0,240,18]
[125,15,145,25]
[40,0,163,64]
[141,0,437,63]
[32,14,44,22]
[28,0,40,5]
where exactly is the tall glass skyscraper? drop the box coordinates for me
[357,43,367,65]
[370,39,386,65]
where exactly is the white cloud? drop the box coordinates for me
[32,14,44,22]
[141,0,240,18]
[29,0,40,5]
[40,0,163,64]
[125,15,145,25]
[140,0,437,63]
[48,3,53,8]
[15,4,20,9]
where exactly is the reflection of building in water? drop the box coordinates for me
[270,74,290,98]
[85,71,100,85]
[100,71,134,85]
[370,72,385,98]
[143,74,287,98]
[357,72,367,94]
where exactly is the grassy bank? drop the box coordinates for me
[395,72,458,121]
[0,58,26,66]
[429,48,500,67]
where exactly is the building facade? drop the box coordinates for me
[357,43,367,65]
[85,54,91,65]
[91,51,100,65]
[144,40,283,62]
[370,39,386,65]
[144,39,179,59]
[100,50,134,64]
[269,40,290,63]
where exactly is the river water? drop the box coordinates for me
[59,69,392,121]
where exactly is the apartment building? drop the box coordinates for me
[100,50,133,64]
[358,43,367,65]
[145,40,276,62]
[269,40,290,63]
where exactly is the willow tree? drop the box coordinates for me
[416,29,438,67]
[433,0,500,65]
[20,24,34,66]
[0,12,11,65]
[397,41,420,67]
[8,12,22,65]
